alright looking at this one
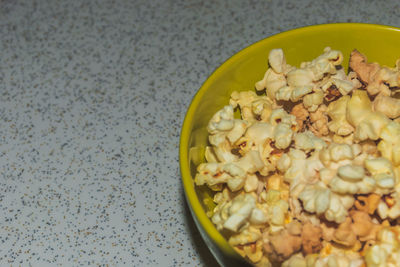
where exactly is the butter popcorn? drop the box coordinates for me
[196,47,400,265]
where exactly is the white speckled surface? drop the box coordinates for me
[0,0,398,266]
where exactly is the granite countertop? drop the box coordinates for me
[0,0,399,266]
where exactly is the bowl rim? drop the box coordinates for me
[179,22,400,259]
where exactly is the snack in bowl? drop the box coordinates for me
[194,47,400,266]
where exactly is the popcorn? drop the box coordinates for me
[345,90,391,142]
[349,49,380,85]
[230,91,273,122]
[208,105,235,136]
[204,146,218,163]
[211,188,233,229]
[319,146,396,197]
[262,221,302,262]
[294,131,327,152]
[319,143,359,167]
[302,185,341,221]
[259,187,289,227]
[256,48,349,112]
[273,123,293,149]
[321,210,382,250]
[373,94,400,119]
[327,95,354,136]
[222,193,257,232]
[244,240,264,263]
[313,252,364,267]
[298,182,350,223]
[268,200,289,226]
[256,68,287,100]
[229,226,262,246]
[354,193,381,215]
[303,90,324,112]
[278,149,324,197]
[268,48,286,73]
[300,47,343,80]
[235,150,266,173]
[207,105,247,162]
[321,69,355,96]
[331,133,355,145]
[243,122,275,146]
[377,192,400,220]
[301,222,323,254]
[308,105,330,136]
[269,108,297,127]
[346,90,373,127]
[290,103,309,131]
[364,157,397,194]
[355,111,390,141]
[282,253,307,267]
[325,217,357,246]
[329,164,375,195]
[350,210,382,242]
[378,121,400,166]
[275,69,314,102]
[364,227,400,267]
[350,50,400,97]
[195,162,246,191]
[249,204,269,225]
[196,47,400,265]
[255,49,292,99]
[244,174,259,193]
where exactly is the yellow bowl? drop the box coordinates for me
[180,23,400,266]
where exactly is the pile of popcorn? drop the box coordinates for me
[194,47,400,266]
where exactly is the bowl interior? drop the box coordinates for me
[180,23,400,263]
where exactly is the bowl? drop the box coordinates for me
[180,23,400,266]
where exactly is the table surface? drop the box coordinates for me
[0,0,399,266]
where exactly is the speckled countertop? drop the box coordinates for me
[0,0,398,266]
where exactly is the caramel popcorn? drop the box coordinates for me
[196,48,400,265]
